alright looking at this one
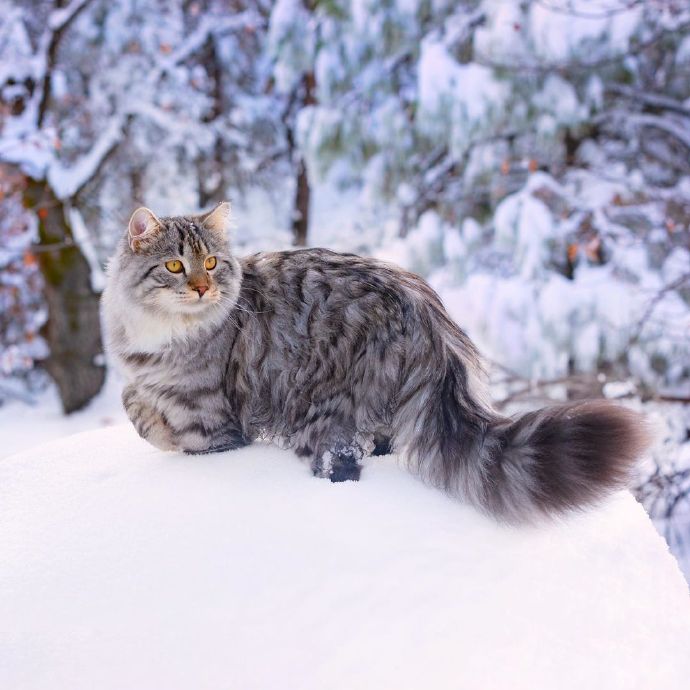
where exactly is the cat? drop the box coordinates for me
[102,202,650,522]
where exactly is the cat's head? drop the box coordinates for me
[113,202,241,320]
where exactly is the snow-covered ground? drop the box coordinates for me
[0,375,128,460]
[2,424,690,690]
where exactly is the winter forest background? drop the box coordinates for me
[0,0,689,578]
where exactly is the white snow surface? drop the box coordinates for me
[2,425,690,690]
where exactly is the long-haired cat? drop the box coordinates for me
[102,202,649,522]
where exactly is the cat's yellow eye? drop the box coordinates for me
[204,256,217,270]
[165,259,184,273]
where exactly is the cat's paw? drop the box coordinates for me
[371,436,393,456]
[185,444,234,455]
[141,418,180,452]
[311,442,363,482]
[329,463,361,482]
[184,436,251,455]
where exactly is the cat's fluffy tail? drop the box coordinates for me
[476,401,650,521]
[413,366,651,522]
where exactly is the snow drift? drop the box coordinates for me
[1,426,690,690]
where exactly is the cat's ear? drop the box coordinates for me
[128,207,163,251]
[200,201,232,237]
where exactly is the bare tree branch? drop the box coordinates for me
[474,21,690,75]
[606,84,690,118]
[44,11,264,201]
[48,113,129,200]
[626,114,690,151]
[532,0,643,21]
[630,271,690,345]
[36,0,96,128]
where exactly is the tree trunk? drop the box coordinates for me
[198,34,226,209]
[291,158,310,247]
[288,71,316,247]
[24,180,105,413]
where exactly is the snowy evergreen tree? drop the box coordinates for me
[289,0,690,396]
[0,0,688,408]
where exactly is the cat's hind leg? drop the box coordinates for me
[326,440,364,482]
[371,433,393,457]
[306,439,365,483]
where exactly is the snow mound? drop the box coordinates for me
[2,426,690,690]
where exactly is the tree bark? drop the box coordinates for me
[198,33,226,209]
[24,180,105,413]
[287,71,315,247]
[291,158,310,247]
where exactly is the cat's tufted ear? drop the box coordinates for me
[128,207,163,251]
[200,201,232,236]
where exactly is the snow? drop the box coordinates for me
[66,205,107,292]
[0,376,127,460]
[1,425,690,690]
[1,0,690,677]
[533,74,586,127]
[48,114,127,201]
[47,0,91,32]
[417,37,508,153]
[268,0,315,93]
[528,0,642,63]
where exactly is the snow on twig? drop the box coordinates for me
[47,114,128,200]
[39,10,262,200]
[627,114,690,152]
[152,10,264,82]
[66,205,106,292]
[47,0,93,32]
[630,271,690,345]
[606,84,690,119]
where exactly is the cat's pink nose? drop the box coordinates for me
[193,284,208,297]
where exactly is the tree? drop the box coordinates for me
[0,0,266,410]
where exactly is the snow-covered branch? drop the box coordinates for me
[627,114,690,152]
[630,271,690,346]
[65,205,106,291]
[152,10,265,83]
[35,0,96,128]
[1,6,264,201]
[47,113,128,200]
[607,84,690,119]
[531,0,643,20]
[473,21,690,74]
[47,0,93,32]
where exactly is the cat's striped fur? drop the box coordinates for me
[102,203,650,522]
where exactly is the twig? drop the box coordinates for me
[606,84,690,118]
[533,0,643,21]
[630,271,690,345]
[474,21,690,75]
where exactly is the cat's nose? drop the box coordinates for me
[192,284,208,297]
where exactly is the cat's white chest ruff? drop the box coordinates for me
[123,313,180,353]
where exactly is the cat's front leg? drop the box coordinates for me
[122,384,179,451]
[123,385,249,454]
[172,402,251,455]
[183,430,250,455]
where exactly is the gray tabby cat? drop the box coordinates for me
[102,202,649,522]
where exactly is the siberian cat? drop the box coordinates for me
[102,202,649,522]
